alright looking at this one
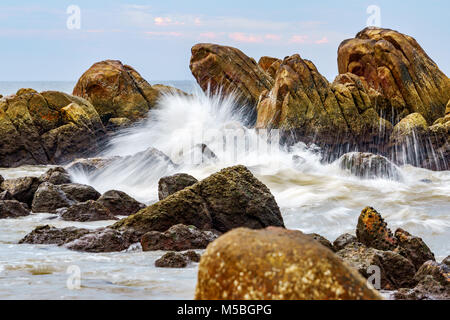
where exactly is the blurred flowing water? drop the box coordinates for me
[0,89,448,299]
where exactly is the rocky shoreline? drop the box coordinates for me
[0,26,449,300]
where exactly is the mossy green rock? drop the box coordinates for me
[113,165,284,236]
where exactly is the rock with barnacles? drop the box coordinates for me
[195,227,381,300]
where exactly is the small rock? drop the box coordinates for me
[442,256,450,267]
[141,224,219,251]
[59,183,101,202]
[0,200,30,219]
[394,228,435,270]
[64,228,133,252]
[333,233,358,251]
[31,182,75,213]
[59,200,116,222]
[39,167,71,185]
[19,225,90,245]
[356,207,397,251]
[154,251,200,268]
[97,190,145,216]
[0,190,14,200]
[183,250,201,263]
[158,173,198,200]
[306,233,334,251]
[0,176,40,206]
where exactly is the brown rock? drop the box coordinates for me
[59,200,116,222]
[155,252,189,268]
[39,167,71,185]
[158,173,198,200]
[0,190,14,201]
[338,27,450,124]
[64,228,133,252]
[141,224,219,251]
[333,233,358,251]
[195,227,382,300]
[31,182,75,213]
[19,225,90,245]
[0,200,30,219]
[258,56,281,79]
[96,190,145,216]
[306,233,334,251]
[59,183,101,202]
[73,60,160,122]
[356,207,397,251]
[190,43,273,119]
[394,228,435,270]
[0,176,40,206]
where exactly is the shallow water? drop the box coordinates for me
[0,91,448,299]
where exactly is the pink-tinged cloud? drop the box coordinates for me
[199,32,217,39]
[194,17,202,25]
[228,32,263,43]
[154,17,184,26]
[289,35,308,43]
[265,34,281,41]
[145,31,183,37]
[315,37,329,44]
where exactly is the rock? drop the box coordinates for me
[191,143,218,164]
[0,190,14,200]
[356,207,398,251]
[64,228,134,252]
[59,183,101,202]
[141,224,220,251]
[333,233,358,251]
[196,227,381,300]
[152,84,189,97]
[256,55,390,156]
[31,182,75,213]
[336,242,417,290]
[306,233,334,251]
[338,152,402,180]
[155,251,202,268]
[65,157,120,174]
[73,60,160,123]
[338,27,449,124]
[106,117,132,131]
[395,261,450,300]
[394,228,435,270]
[258,56,281,79]
[158,173,198,200]
[0,176,40,206]
[0,200,30,219]
[96,190,145,216]
[59,200,116,222]
[0,89,106,167]
[0,174,3,186]
[113,165,284,236]
[190,43,273,120]
[19,225,90,245]
[443,256,450,267]
[39,167,71,185]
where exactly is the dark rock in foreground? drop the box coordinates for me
[0,200,30,219]
[158,173,198,200]
[97,190,145,216]
[141,224,219,251]
[59,200,116,222]
[196,227,381,300]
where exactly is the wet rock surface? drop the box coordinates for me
[158,173,198,200]
[59,200,116,222]
[64,228,134,253]
[31,182,75,213]
[19,225,91,245]
[338,152,402,180]
[195,227,381,300]
[0,176,40,206]
[59,183,101,203]
[394,228,435,270]
[39,167,72,185]
[141,224,219,251]
[333,233,358,251]
[155,251,201,268]
[0,200,30,219]
[356,207,398,251]
[96,190,145,216]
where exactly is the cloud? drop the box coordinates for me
[315,37,329,44]
[154,17,185,26]
[229,32,263,43]
[289,35,308,43]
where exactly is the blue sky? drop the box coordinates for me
[0,0,448,81]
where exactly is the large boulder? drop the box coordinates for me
[0,176,40,206]
[338,152,402,181]
[336,242,416,290]
[0,89,106,167]
[190,43,273,119]
[31,182,75,213]
[158,173,198,200]
[141,224,219,251]
[195,227,382,300]
[0,200,30,219]
[112,165,284,236]
[73,60,160,123]
[338,27,450,125]
[96,190,145,216]
[258,56,281,79]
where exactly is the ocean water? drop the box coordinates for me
[0,80,198,96]
[0,88,448,300]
